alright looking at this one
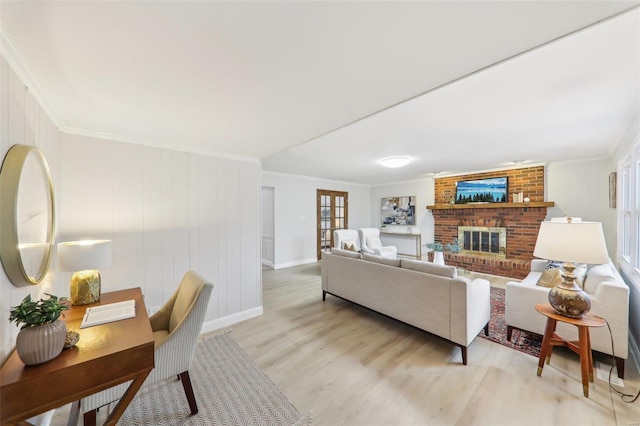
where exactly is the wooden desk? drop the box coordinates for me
[1,288,154,425]
[535,303,606,397]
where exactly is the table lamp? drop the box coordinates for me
[58,240,112,305]
[533,218,609,318]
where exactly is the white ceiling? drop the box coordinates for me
[2,1,639,185]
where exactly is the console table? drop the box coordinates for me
[0,288,154,425]
[380,231,422,259]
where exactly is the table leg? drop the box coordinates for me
[103,368,153,425]
[586,328,594,382]
[578,326,590,397]
[537,317,557,376]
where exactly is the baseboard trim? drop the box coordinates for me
[274,258,318,270]
[200,306,263,334]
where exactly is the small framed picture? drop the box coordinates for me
[609,172,616,208]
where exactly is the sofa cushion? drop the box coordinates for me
[362,253,401,267]
[583,263,616,294]
[400,259,457,278]
[536,268,563,288]
[342,239,358,252]
[331,247,362,259]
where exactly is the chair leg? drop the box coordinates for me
[83,409,97,426]
[179,371,198,415]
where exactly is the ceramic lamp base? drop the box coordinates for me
[548,263,591,318]
[70,270,101,305]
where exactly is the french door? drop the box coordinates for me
[317,189,348,260]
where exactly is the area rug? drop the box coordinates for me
[119,332,310,425]
[479,287,542,358]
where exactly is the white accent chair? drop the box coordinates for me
[359,228,397,259]
[334,229,360,251]
[70,271,214,425]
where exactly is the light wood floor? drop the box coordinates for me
[227,262,639,426]
[53,262,640,425]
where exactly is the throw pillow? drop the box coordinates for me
[341,239,358,252]
[366,235,383,250]
[536,268,563,288]
[583,263,615,294]
[545,260,563,270]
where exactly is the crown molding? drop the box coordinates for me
[0,25,62,130]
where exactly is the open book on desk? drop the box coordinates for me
[80,299,136,328]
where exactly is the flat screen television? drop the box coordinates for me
[455,177,508,204]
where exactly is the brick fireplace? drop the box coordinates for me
[428,166,552,279]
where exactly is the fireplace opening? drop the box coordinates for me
[458,226,506,258]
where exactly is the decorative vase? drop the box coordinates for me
[16,320,67,365]
[433,251,445,265]
[548,263,591,318]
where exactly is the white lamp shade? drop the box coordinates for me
[533,221,609,265]
[58,240,112,271]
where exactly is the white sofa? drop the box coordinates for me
[321,248,490,364]
[505,259,629,378]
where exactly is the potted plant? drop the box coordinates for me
[9,293,69,365]
[425,239,461,265]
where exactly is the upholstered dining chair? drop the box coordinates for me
[359,228,397,259]
[69,271,213,425]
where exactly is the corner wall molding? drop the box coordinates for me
[0,25,260,164]
[0,25,62,130]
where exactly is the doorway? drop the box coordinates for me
[317,189,348,260]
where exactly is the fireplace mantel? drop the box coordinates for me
[426,201,554,210]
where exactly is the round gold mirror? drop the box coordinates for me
[0,144,55,287]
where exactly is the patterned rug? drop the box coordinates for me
[479,287,542,357]
[120,332,310,425]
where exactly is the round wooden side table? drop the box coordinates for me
[535,303,606,397]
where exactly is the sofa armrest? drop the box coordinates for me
[505,280,550,335]
[531,259,547,273]
[450,278,490,346]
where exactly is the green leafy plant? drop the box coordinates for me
[9,294,69,330]
[425,242,444,252]
[425,239,460,253]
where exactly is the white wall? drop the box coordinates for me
[546,158,617,255]
[0,57,262,363]
[261,171,370,268]
[370,178,435,258]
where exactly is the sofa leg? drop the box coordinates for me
[460,346,468,365]
[322,290,326,301]
[615,357,625,380]
[507,325,513,341]
[484,323,489,336]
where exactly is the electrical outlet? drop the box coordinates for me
[148,306,160,316]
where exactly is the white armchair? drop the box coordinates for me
[334,229,360,251]
[358,228,397,259]
[71,271,214,425]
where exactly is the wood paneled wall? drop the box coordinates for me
[0,57,262,363]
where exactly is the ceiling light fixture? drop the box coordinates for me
[380,157,410,168]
